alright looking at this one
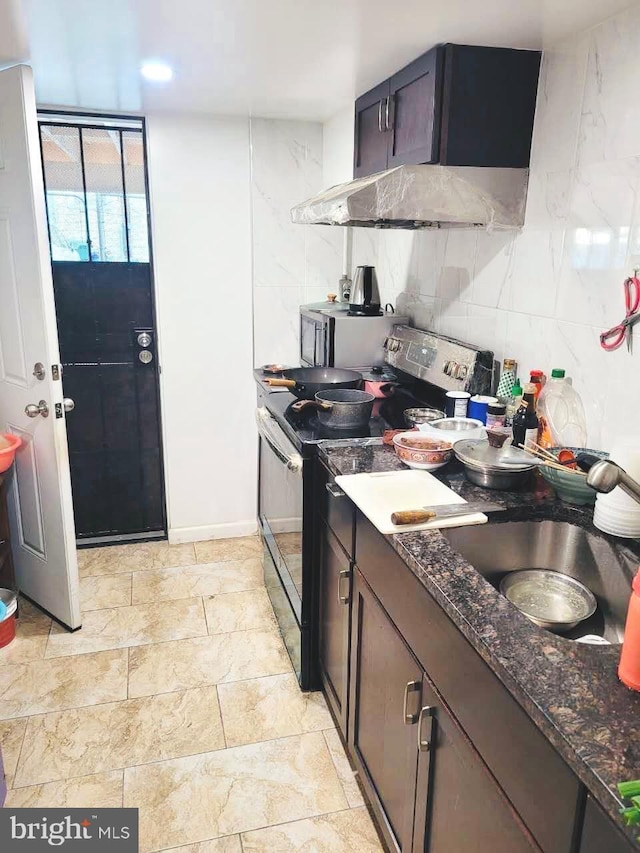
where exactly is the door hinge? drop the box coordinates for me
[52,364,62,380]
[55,403,63,419]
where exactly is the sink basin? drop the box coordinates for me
[443,521,636,643]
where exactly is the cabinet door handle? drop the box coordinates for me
[403,680,421,725]
[338,568,351,604]
[385,94,394,131]
[418,705,435,751]
[378,99,384,132]
[325,482,345,499]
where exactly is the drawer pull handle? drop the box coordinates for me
[403,680,421,725]
[326,482,345,499]
[418,705,435,751]
[338,569,350,604]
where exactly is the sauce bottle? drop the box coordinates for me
[529,370,544,403]
[505,380,523,427]
[619,568,640,692]
[512,383,540,448]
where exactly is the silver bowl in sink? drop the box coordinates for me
[499,569,597,632]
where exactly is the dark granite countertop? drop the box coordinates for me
[319,439,640,845]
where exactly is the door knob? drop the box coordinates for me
[25,400,49,418]
[63,398,75,413]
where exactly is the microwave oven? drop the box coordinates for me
[300,304,408,368]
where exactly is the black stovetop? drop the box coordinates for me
[254,367,447,453]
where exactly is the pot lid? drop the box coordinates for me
[453,439,536,472]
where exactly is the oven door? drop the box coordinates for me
[256,408,305,673]
[300,310,328,367]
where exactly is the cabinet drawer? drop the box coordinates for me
[316,461,355,559]
[355,511,580,853]
[580,796,634,853]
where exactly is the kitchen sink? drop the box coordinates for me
[443,521,636,643]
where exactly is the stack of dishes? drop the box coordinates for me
[594,438,640,537]
[453,439,537,490]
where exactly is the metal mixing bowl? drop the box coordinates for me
[403,407,445,428]
[500,569,597,632]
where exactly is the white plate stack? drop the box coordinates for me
[593,438,640,538]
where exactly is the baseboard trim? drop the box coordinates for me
[168,520,259,544]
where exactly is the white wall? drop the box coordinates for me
[322,106,353,187]
[250,118,343,367]
[326,4,640,451]
[146,113,257,543]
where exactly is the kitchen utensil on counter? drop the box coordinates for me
[499,570,597,633]
[391,502,505,525]
[600,275,640,352]
[392,432,453,471]
[453,438,536,490]
[468,395,499,424]
[0,434,21,473]
[418,417,486,443]
[537,447,607,505]
[264,367,363,400]
[260,364,288,375]
[350,265,382,316]
[291,388,374,429]
[403,407,445,428]
[361,367,401,399]
[334,469,489,534]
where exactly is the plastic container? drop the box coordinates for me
[445,391,470,418]
[537,370,587,448]
[618,569,640,691]
[0,613,16,648]
[0,434,22,474]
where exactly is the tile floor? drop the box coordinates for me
[0,537,383,852]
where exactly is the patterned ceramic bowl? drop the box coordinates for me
[392,432,453,471]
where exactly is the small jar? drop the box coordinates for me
[445,391,471,418]
[486,401,506,428]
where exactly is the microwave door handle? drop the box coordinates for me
[256,408,303,473]
[314,324,324,366]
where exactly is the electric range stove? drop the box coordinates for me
[254,325,494,690]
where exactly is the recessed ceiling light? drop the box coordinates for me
[140,61,173,82]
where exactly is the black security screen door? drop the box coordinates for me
[39,115,166,542]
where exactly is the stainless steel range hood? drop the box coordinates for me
[290,164,529,230]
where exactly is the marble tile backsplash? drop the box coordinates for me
[250,118,343,367]
[353,6,640,450]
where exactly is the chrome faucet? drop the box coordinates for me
[587,460,640,505]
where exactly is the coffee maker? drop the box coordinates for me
[349,266,382,316]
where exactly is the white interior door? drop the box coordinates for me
[0,65,80,629]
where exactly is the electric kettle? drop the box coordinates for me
[350,266,382,316]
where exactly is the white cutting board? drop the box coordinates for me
[335,469,488,534]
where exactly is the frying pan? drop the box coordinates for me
[264,367,363,400]
[291,389,375,429]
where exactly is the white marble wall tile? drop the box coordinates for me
[351,227,379,268]
[253,286,304,367]
[530,34,589,172]
[437,229,477,305]
[509,230,564,318]
[472,230,516,309]
[304,225,343,296]
[376,230,419,303]
[415,229,447,297]
[395,293,440,332]
[465,304,508,356]
[579,5,640,167]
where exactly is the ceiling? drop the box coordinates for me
[1,0,633,120]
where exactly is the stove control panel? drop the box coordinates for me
[384,325,493,395]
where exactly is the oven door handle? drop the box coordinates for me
[256,408,303,474]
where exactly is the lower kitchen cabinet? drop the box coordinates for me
[317,522,351,736]
[349,567,423,851]
[349,567,538,852]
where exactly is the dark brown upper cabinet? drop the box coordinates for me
[353,43,541,179]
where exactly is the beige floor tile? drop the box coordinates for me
[80,574,132,611]
[0,718,27,784]
[273,532,302,556]
[323,729,365,808]
[241,807,383,852]
[6,771,124,808]
[163,839,242,853]
[128,629,290,698]
[0,599,52,666]
[124,731,348,852]
[132,559,263,605]
[45,598,207,658]
[194,536,261,564]
[0,649,128,720]
[203,588,276,635]
[14,686,225,787]
[79,542,196,578]
[218,674,333,747]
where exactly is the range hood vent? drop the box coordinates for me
[291,164,528,230]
